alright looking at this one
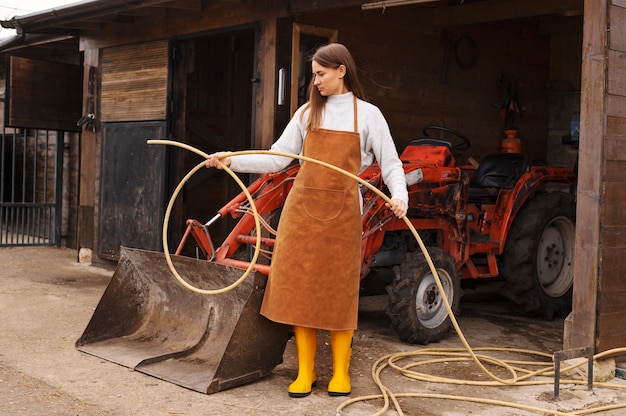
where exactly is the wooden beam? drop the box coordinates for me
[49,21,104,31]
[79,0,288,51]
[255,19,277,149]
[570,0,606,351]
[152,0,203,11]
[433,0,584,26]
[78,48,99,250]
[288,0,363,14]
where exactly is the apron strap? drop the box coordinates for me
[353,96,359,133]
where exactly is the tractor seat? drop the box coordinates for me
[469,153,529,200]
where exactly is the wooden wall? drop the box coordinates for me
[77,1,581,166]
[294,6,577,165]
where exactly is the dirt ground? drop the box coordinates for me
[2,246,626,416]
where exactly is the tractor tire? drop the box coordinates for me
[386,248,461,344]
[500,191,576,319]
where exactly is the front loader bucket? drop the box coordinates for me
[76,247,289,394]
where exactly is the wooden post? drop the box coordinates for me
[255,19,277,149]
[77,48,99,252]
[571,0,606,350]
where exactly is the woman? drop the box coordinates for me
[206,43,408,398]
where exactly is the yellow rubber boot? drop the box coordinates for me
[288,326,318,398]
[328,329,354,396]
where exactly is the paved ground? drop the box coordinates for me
[2,246,626,416]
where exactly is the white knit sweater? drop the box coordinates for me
[229,92,409,204]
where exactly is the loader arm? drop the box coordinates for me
[182,163,401,280]
[215,168,297,260]
[215,165,298,220]
[358,166,406,277]
[176,165,299,275]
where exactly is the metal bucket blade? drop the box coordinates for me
[76,247,289,393]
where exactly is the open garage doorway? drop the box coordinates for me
[171,28,256,251]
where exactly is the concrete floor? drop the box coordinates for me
[2,246,626,416]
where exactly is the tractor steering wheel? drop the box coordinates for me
[421,125,471,156]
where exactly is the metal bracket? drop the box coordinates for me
[553,346,594,401]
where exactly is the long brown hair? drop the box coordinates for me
[301,43,367,131]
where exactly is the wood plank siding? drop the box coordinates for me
[100,41,169,122]
[6,56,82,132]
[594,1,626,352]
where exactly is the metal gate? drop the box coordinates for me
[0,127,63,246]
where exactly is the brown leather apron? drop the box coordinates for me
[260,98,362,330]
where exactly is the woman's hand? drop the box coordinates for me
[205,152,232,169]
[387,198,408,218]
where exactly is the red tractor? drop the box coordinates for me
[178,125,577,344]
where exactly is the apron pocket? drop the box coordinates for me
[301,186,346,221]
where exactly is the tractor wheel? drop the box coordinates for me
[386,248,461,344]
[500,192,576,319]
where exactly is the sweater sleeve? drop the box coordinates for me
[229,110,306,173]
[365,107,409,204]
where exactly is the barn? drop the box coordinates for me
[0,0,621,356]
